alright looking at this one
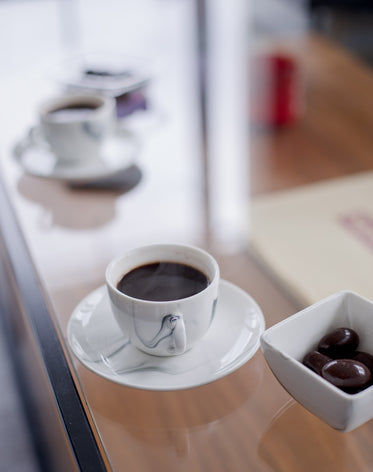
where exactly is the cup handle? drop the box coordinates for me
[28,126,40,143]
[147,313,186,355]
[170,313,186,355]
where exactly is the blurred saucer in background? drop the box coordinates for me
[13,125,140,186]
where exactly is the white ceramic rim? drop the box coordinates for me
[105,243,220,306]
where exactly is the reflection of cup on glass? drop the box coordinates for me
[258,400,354,472]
[78,357,263,458]
[38,93,116,164]
[106,244,219,357]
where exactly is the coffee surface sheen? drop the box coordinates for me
[117,262,209,301]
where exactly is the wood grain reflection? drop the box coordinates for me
[74,352,263,471]
[258,400,373,472]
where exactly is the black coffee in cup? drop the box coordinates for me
[116,262,209,302]
[47,103,99,122]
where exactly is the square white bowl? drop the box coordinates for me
[260,290,373,432]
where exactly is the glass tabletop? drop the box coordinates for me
[2,1,373,471]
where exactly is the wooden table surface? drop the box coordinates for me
[251,34,373,196]
[2,2,373,470]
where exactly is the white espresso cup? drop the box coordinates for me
[106,244,220,356]
[38,93,115,165]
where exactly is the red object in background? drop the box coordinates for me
[251,52,303,127]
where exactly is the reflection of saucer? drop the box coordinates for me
[67,280,265,391]
[13,125,139,184]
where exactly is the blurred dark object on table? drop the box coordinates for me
[116,90,147,118]
[53,53,151,117]
[77,65,149,117]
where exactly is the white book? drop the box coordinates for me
[251,171,373,305]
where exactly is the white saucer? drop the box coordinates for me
[13,125,139,184]
[67,280,265,391]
